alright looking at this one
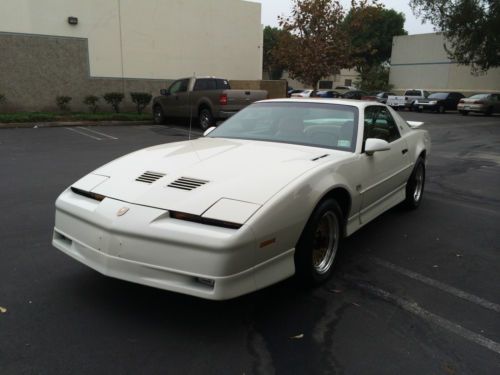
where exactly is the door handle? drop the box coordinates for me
[402,149,408,154]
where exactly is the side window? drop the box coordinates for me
[194,79,217,91]
[168,80,183,94]
[364,106,401,144]
[178,79,189,93]
[216,79,231,90]
[491,94,499,102]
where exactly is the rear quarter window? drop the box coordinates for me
[216,79,231,90]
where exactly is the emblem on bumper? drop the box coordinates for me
[117,207,130,216]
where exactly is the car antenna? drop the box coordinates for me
[188,73,195,140]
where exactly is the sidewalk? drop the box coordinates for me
[0,120,153,129]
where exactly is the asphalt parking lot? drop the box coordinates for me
[1,111,499,374]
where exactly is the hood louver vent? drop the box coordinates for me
[136,171,166,184]
[168,177,209,191]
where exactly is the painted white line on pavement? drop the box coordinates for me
[348,278,500,355]
[78,126,118,140]
[65,127,102,141]
[371,256,500,314]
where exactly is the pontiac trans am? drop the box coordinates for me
[52,99,430,300]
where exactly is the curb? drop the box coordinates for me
[0,120,154,129]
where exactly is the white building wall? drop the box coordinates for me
[390,33,500,93]
[0,0,263,80]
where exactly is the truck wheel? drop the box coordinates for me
[153,105,165,125]
[198,108,214,130]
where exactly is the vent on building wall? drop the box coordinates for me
[168,177,209,191]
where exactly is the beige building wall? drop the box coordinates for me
[390,33,500,94]
[0,0,263,80]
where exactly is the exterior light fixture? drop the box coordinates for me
[68,17,78,25]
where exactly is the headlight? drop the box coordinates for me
[429,101,437,105]
[414,100,419,104]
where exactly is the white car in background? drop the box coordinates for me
[387,89,431,110]
[52,99,430,300]
[291,89,315,98]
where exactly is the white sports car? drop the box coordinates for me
[53,99,430,300]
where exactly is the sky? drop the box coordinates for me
[247,0,436,35]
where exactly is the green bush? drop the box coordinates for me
[103,92,125,113]
[83,95,100,113]
[56,95,72,112]
[130,92,153,114]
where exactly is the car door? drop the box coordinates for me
[358,106,411,224]
[172,79,190,118]
[159,79,185,117]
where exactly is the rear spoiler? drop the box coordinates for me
[407,121,424,129]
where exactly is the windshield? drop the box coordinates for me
[428,93,448,99]
[208,102,359,152]
[469,94,489,99]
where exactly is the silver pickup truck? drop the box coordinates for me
[152,77,267,130]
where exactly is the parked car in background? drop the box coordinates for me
[341,90,368,100]
[457,93,500,116]
[152,77,267,130]
[413,92,465,113]
[362,92,395,104]
[288,89,304,97]
[315,90,342,98]
[387,89,430,110]
[291,89,315,98]
[335,85,357,91]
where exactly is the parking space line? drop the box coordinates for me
[77,127,118,140]
[65,127,102,141]
[371,256,500,313]
[347,278,500,355]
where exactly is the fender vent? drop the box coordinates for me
[136,171,166,184]
[168,177,209,191]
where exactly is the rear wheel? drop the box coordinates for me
[153,105,165,125]
[295,199,342,285]
[198,108,214,130]
[459,110,469,116]
[404,158,425,209]
[485,107,493,116]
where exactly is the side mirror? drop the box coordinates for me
[160,89,170,96]
[203,127,216,137]
[365,138,390,156]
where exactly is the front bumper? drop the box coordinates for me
[414,103,439,111]
[53,189,294,300]
[457,103,487,113]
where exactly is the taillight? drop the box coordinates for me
[219,94,228,105]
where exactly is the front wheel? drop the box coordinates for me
[404,158,425,209]
[198,108,214,130]
[153,105,165,125]
[295,199,343,285]
[438,105,445,114]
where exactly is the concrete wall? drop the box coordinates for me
[390,33,500,94]
[0,0,263,80]
[271,69,360,89]
[0,0,264,111]
[0,33,171,112]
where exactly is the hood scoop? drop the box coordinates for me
[168,177,209,191]
[136,171,166,184]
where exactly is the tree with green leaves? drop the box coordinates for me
[345,3,407,69]
[410,0,500,72]
[274,0,353,88]
[263,26,287,80]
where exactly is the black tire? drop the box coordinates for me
[295,199,343,285]
[438,105,445,114]
[198,108,214,130]
[485,107,493,116]
[153,105,165,125]
[417,108,423,113]
[459,110,469,116]
[404,157,425,209]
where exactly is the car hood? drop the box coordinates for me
[75,137,351,217]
